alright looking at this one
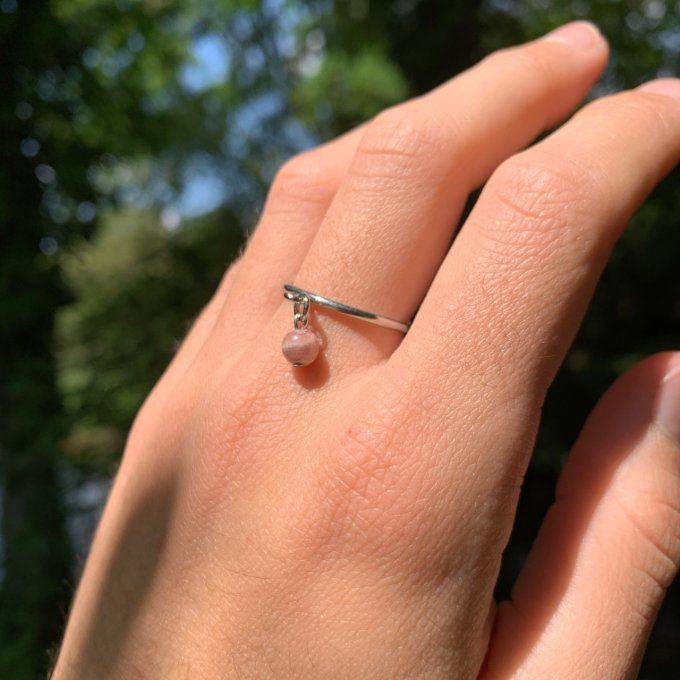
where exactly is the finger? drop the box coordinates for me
[155,130,364,390]
[291,22,608,365]
[355,82,680,646]
[207,127,364,349]
[396,80,680,469]
[483,353,680,680]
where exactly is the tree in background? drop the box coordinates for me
[3,1,354,675]
[1,0,288,675]
[57,207,243,467]
[2,0,678,677]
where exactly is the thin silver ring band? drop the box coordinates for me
[283,284,410,334]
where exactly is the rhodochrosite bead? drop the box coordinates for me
[282,329,320,367]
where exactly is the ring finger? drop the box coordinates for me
[197,127,363,362]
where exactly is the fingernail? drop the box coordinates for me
[638,78,680,101]
[543,21,604,50]
[654,357,680,443]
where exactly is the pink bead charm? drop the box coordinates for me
[282,329,321,367]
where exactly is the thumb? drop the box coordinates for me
[483,352,680,679]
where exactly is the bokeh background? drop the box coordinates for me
[1,0,679,677]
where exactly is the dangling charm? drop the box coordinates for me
[281,293,321,367]
[282,283,410,368]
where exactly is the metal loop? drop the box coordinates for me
[293,296,309,318]
[293,312,307,330]
[283,284,410,334]
[292,295,309,330]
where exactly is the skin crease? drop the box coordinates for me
[53,22,680,680]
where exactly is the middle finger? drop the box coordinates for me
[291,22,608,366]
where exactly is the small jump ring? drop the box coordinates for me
[293,295,310,319]
[293,312,307,330]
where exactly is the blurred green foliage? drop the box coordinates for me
[57,208,243,467]
[1,0,678,677]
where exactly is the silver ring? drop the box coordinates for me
[283,284,410,333]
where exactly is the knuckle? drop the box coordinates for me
[481,152,600,260]
[496,152,594,214]
[616,485,680,591]
[353,105,442,180]
[268,152,335,209]
[585,89,680,136]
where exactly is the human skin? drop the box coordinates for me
[54,21,680,679]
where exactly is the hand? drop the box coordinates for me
[54,22,680,679]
